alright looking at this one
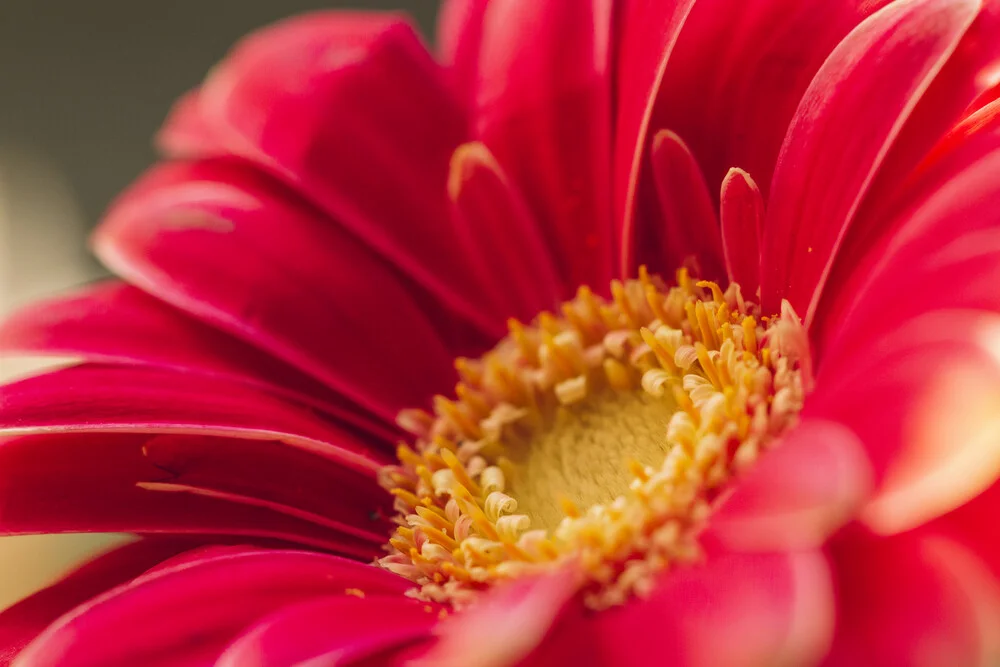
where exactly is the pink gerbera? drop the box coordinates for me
[3,0,1000,664]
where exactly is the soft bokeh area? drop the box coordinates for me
[0,0,436,612]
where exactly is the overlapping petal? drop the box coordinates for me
[12,549,411,667]
[760,0,980,321]
[216,595,439,667]
[157,14,500,335]
[0,281,396,442]
[810,310,1000,534]
[824,530,1000,665]
[473,0,614,291]
[93,159,460,421]
[594,550,834,667]
[0,432,383,556]
[0,539,202,666]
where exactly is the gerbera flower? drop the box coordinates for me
[3,0,1000,664]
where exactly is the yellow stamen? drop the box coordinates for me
[379,272,807,610]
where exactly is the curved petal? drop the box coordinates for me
[614,0,698,274]
[596,550,834,667]
[0,538,203,665]
[719,168,764,296]
[446,142,562,320]
[0,432,382,556]
[156,14,498,335]
[139,435,391,542]
[474,0,614,291]
[649,0,892,204]
[12,550,410,667]
[760,0,980,321]
[711,418,872,551]
[0,364,387,473]
[216,595,438,667]
[932,480,1000,583]
[0,281,396,443]
[827,0,1000,283]
[636,129,724,279]
[809,310,1000,534]
[93,159,460,421]
[815,98,1000,355]
[824,530,998,666]
[415,566,579,667]
[436,0,489,106]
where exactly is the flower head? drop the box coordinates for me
[3,0,1000,665]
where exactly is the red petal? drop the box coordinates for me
[436,0,489,107]
[719,168,764,296]
[418,566,579,667]
[156,15,498,336]
[474,0,614,291]
[828,1,1000,284]
[0,281,396,443]
[447,142,563,319]
[649,0,892,205]
[615,0,699,271]
[140,435,391,540]
[0,364,386,473]
[0,432,381,556]
[815,99,1000,354]
[13,550,409,667]
[93,159,460,421]
[596,550,834,667]
[156,89,224,159]
[216,595,438,667]
[760,0,980,321]
[711,419,871,551]
[824,530,997,666]
[640,130,724,279]
[0,538,202,665]
[810,310,1000,534]
[614,0,698,277]
[936,481,1000,579]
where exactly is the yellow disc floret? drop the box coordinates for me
[379,269,807,608]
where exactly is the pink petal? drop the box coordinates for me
[711,419,872,551]
[635,129,724,279]
[0,433,381,556]
[648,0,893,205]
[824,530,997,666]
[156,14,499,336]
[0,280,396,443]
[759,0,980,321]
[0,364,386,473]
[614,0,699,276]
[216,595,438,667]
[0,538,203,665]
[932,480,1000,598]
[719,168,764,296]
[13,550,410,667]
[415,566,580,667]
[814,99,1000,354]
[436,0,489,106]
[139,435,391,541]
[93,159,461,422]
[474,0,614,292]
[156,89,225,159]
[826,1,1000,282]
[447,142,563,319]
[596,550,834,667]
[809,310,1000,534]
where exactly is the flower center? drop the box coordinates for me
[379,269,808,608]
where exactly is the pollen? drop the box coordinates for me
[378,269,808,609]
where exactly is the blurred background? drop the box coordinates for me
[0,0,437,610]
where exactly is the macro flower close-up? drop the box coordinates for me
[3,0,1000,664]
